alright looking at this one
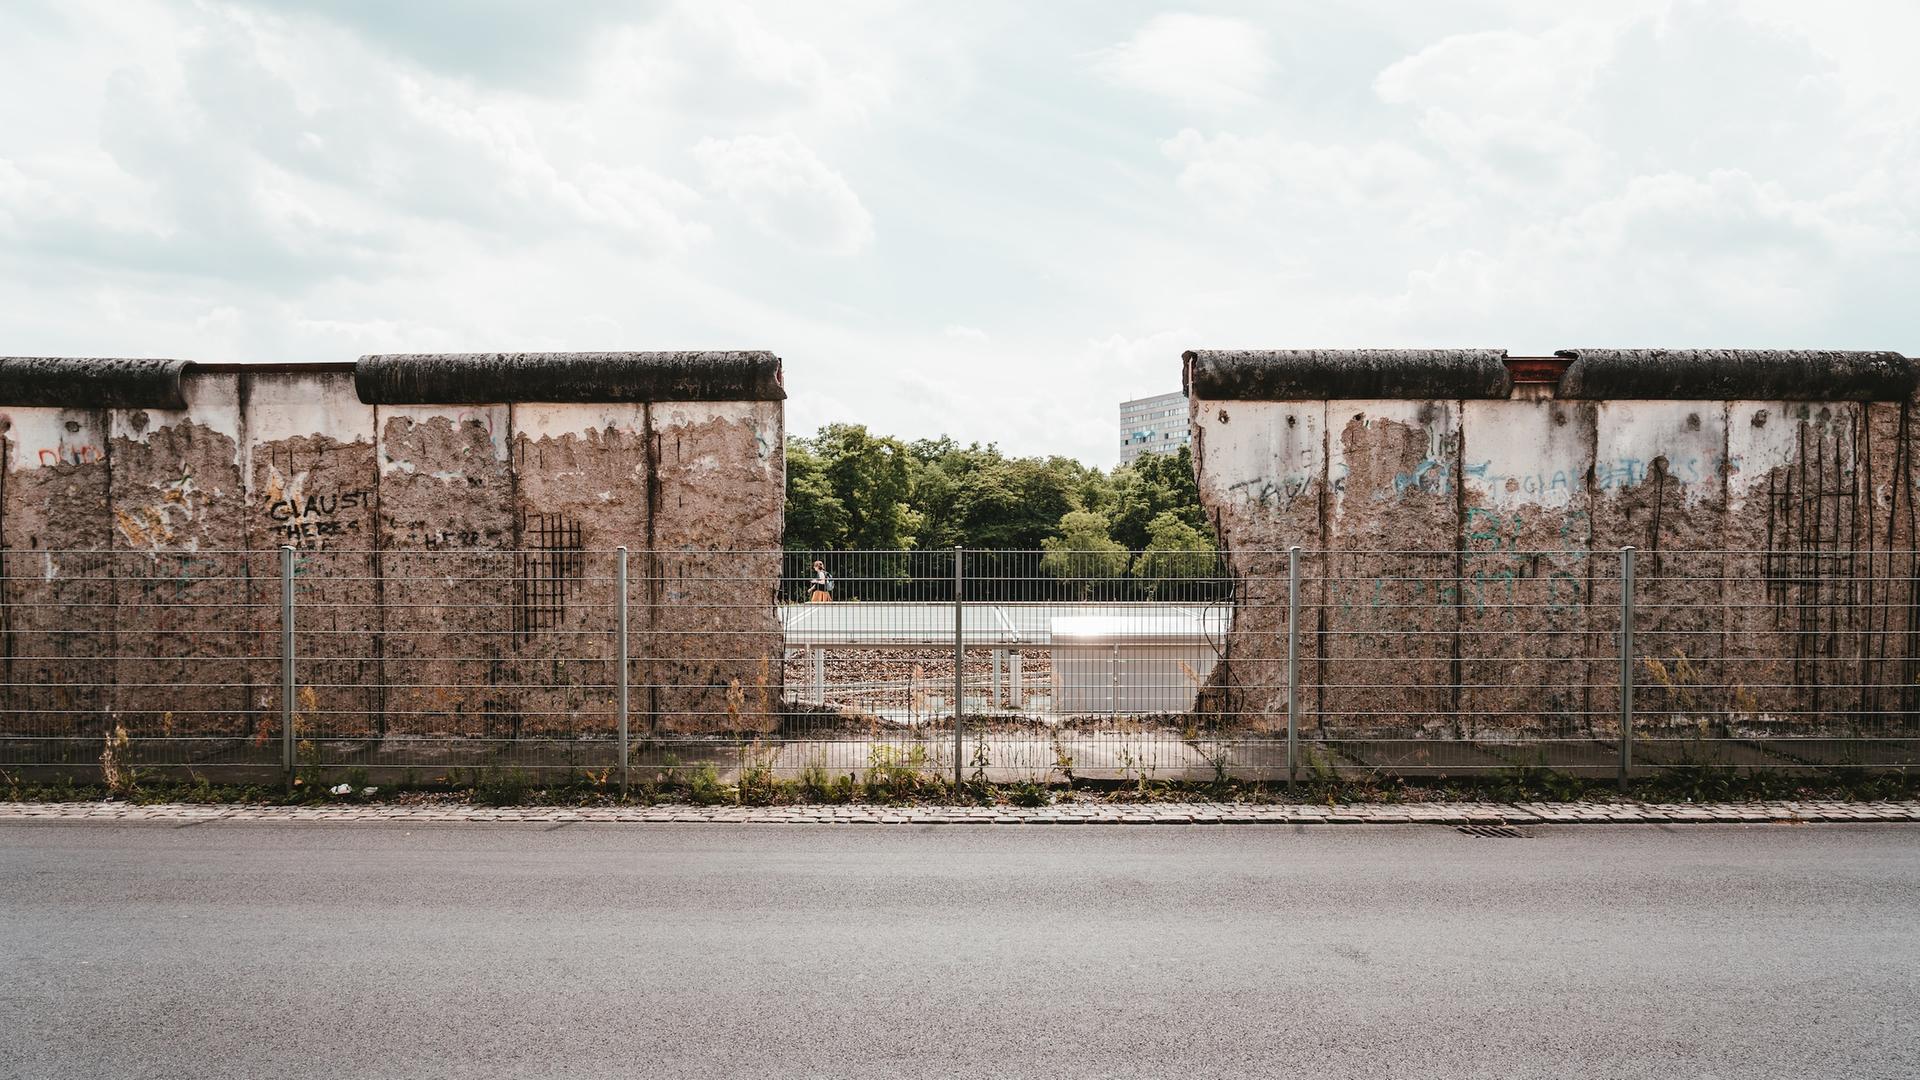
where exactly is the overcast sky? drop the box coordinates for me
[3,1,1916,465]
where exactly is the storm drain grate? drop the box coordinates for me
[1455,823,1532,839]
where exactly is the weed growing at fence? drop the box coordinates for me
[968,740,991,786]
[473,769,532,807]
[738,743,781,806]
[864,744,936,803]
[1044,730,1077,784]
[797,757,836,801]
[686,764,730,806]
[99,724,135,798]
[1007,780,1051,807]
[1636,765,1796,802]
[1487,766,1596,802]
[5,762,1916,808]
[1192,741,1234,794]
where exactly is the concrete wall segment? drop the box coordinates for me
[1191,346,1920,740]
[1458,394,1599,737]
[0,406,113,749]
[645,399,784,733]
[1188,399,1323,730]
[1321,401,1461,734]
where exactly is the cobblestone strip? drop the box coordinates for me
[3,800,1919,825]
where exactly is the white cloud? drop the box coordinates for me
[1161,129,1443,219]
[1374,24,1615,193]
[1090,14,1271,112]
[0,0,1915,467]
[0,3,713,287]
[1374,25,1612,118]
[692,133,875,256]
[1385,167,1900,344]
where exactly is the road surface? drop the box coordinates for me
[3,821,1916,1079]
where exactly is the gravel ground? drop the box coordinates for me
[784,647,1054,712]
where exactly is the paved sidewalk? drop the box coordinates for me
[5,798,1919,825]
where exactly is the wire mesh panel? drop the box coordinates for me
[643,549,782,733]
[3,546,1918,783]
[1288,549,1625,775]
[1634,549,1920,769]
[775,550,1236,783]
[306,549,620,774]
[0,550,279,770]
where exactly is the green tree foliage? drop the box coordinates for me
[1039,510,1130,590]
[1106,445,1207,550]
[906,440,1098,549]
[790,424,921,550]
[782,440,849,551]
[1131,511,1218,597]
[785,428,1215,567]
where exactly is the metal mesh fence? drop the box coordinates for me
[2,546,1916,785]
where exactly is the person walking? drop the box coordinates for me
[808,560,834,603]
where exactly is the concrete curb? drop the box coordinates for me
[4,800,1919,826]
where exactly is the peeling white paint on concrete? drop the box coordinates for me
[1462,393,1593,512]
[1594,401,1728,506]
[651,400,783,479]
[245,372,371,445]
[2,407,106,471]
[1192,400,1325,511]
[375,403,511,476]
[1327,399,1458,527]
[1725,401,1859,510]
[238,371,371,498]
[514,403,647,443]
[108,372,243,452]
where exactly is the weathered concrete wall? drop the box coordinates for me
[246,369,381,746]
[1188,400,1324,733]
[106,371,261,747]
[1,405,114,755]
[1189,348,1920,740]
[1323,400,1461,736]
[1721,400,1918,731]
[1587,399,1729,739]
[1457,392,1599,739]
[374,401,519,743]
[0,352,786,765]
[646,400,785,733]
[511,403,650,742]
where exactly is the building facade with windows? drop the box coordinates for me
[1118,390,1191,465]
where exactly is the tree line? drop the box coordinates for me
[784,424,1221,599]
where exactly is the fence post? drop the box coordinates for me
[616,546,630,796]
[953,545,965,787]
[1618,545,1635,790]
[280,545,295,793]
[1286,545,1300,790]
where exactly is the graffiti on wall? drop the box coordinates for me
[266,490,371,542]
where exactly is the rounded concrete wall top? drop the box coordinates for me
[1555,349,1917,401]
[1183,349,1513,401]
[355,351,785,404]
[0,357,192,409]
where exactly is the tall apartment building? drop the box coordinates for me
[1118,390,1191,465]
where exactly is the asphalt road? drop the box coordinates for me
[2,821,1916,1080]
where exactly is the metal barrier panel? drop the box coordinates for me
[2,547,1917,784]
[0,550,280,771]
